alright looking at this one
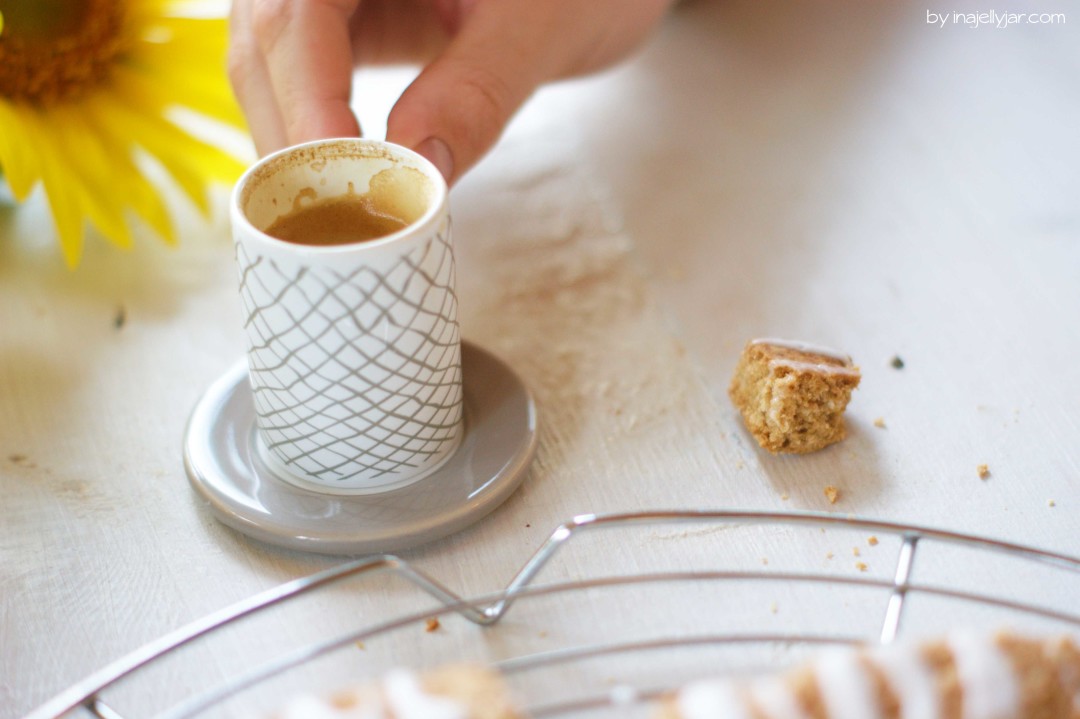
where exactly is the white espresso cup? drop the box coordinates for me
[230,139,463,494]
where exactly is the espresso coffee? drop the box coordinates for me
[265,194,409,246]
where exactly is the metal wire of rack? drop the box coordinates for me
[27,510,1080,719]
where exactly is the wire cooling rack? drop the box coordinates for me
[28,510,1080,719]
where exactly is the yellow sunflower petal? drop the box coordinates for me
[144,0,227,17]
[114,58,246,128]
[47,107,134,249]
[134,0,183,14]
[78,97,175,244]
[125,14,228,68]
[99,80,245,183]
[123,12,244,127]
[128,119,242,212]
[99,103,214,215]
[0,101,41,201]
[3,0,239,264]
[131,37,228,79]
[82,76,243,226]
[146,16,229,47]
[23,119,86,267]
[123,58,246,127]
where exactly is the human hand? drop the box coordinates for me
[228,0,675,185]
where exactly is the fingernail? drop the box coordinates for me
[416,137,454,184]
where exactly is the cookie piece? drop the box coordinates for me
[655,631,1080,719]
[728,338,861,454]
[278,664,522,719]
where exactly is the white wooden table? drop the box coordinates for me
[3,1,1078,717]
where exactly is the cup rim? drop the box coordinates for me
[230,137,449,255]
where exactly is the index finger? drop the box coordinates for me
[253,0,362,148]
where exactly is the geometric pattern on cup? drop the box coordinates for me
[236,229,463,484]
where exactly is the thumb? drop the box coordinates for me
[386,3,560,185]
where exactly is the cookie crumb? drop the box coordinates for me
[873,417,886,429]
[780,493,790,501]
[425,618,440,633]
[824,485,840,504]
[355,641,365,650]
[1048,500,1056,508]
[890,355,904,369]
[856,562,868,572]
[868,536,879,546]
[769,602,779,614]
[761,557,769,566]
[853,547,861,557]
[977,463,990,480]
[826,552,835,560]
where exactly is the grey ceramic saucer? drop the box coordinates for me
[184,341,538,555]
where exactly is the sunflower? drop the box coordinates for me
[0,0,247,267]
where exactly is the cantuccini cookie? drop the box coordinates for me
[655,631,1080,719]
[276,664,522,719]
[729,339,860,454]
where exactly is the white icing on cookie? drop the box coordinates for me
[814,648,884,719]
[947,632,1019,719]
[751,338,852,364]
[748,676,810,719]
[383,669,467,719]
[867,641,942,719]
[677,679,754,719]
[772,360,860,376]
[751,339,858,378]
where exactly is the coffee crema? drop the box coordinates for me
[265,194,409,246]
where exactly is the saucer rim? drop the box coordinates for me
[183,340,537,555]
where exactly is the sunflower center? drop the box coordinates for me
[0,0,129,106]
